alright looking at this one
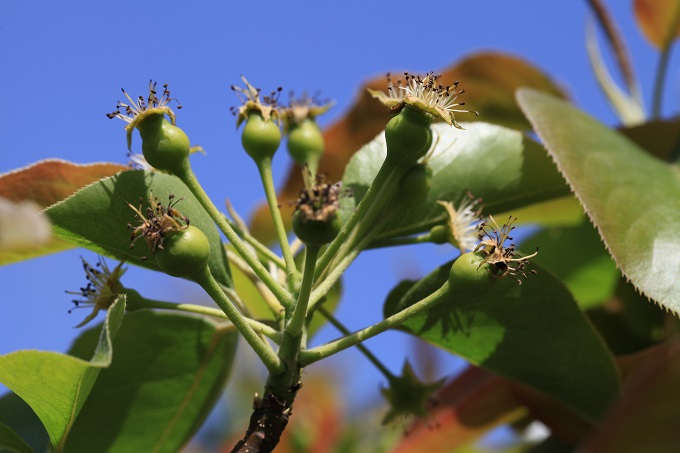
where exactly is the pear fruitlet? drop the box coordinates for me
[384,106,432,163]
[242,112,281,161]
[138,114,190,174]
[292,212,342,246]
[287,119,324,166]
[155,225,211,278]
[448,251,499,297]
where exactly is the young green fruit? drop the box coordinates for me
[448,251,500,297]
[427,225,449,244]
[287,118,324,164]
[385,105,432,163]
[242,112,281,161]
[398,163,432,203]
[292,211,342,246]
[155,225,210,278]
[137,113,191,174]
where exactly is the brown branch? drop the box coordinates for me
[230,385,300,453]
[586,0,638,96]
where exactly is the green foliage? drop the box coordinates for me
[2,10,680,448]
[0,423,33,453]
[0,392,49,453]
[343,122,571,239]
[64,310,238,453]
[517,89,680,315]
[0,296,125,450]
[385,259,620,421]
[45,170,232,288]
[520,221,619,308]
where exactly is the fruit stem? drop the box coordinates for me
[194,266,284,374]
[300,281,451,366]
[316,305,396,380]
[314,154,407,280]
[256,157,301,289]
[652,3,680,119]
[364,231,434,249]
[224,214,287,270]
[127,292,282,343]
[175,163,294,308]
[283,245,319,338]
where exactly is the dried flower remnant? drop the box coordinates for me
[294,171,344,224]
[437,194,484,254]
[368,72,478,128]
[107,81,182,150]
[230,76,283,127]
[280,91,334,130]
[66,256,126,328]
[127,192,190,258]
[475,215,538,284]
[291,169,349,245]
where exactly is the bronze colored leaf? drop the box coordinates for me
[388,367,525,453]
[0,159,127,265]
[634,0,680,49]
[0,159,127,208]
[580,338,680,452]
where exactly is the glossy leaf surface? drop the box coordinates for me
[385,260,620,422]
[517,88,680,315]
[0,296,125,450]
[520,221,619,309]
[344,122,570,239]
[64,309,238,453]
[45,169,232,288]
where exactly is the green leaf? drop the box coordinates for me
[343,122,571,239]
[385,260,620,421]
[0,296,126,451]
[587,278,670,355]
[495,195,584,228]
[0,423,33,453]
[517,89,680,315]
[0,392,49,453]
[64,310,238,453]
[45,169,232,288]
[520,221,619,309]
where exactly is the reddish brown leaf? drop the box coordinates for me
[634,0,680,49]
[581,337,680,452]
[388,367,525,453]
[0,159,127,265]
[508,381,595,444]
[249,53,565,242]
[0,159,127,208]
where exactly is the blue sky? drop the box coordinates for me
[0,0,677,439]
